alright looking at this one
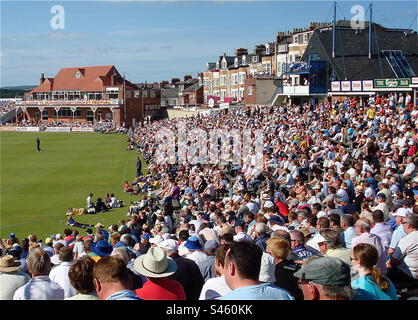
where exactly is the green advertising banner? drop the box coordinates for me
[374,78,411,88]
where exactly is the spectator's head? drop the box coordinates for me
[294,256,353,300]
[63,229,72,237]
[133,246,177,280]
[178,230,189,243]
[220,233,234,245]
[59,246,73,263]
[354,218,371,235]
[111,247,131,266]
[403,212,418,234]
[53,242,64,255]
[340,214,355,230]
[224,240,263,290]
[27,248,52,277]
[317,228,340,254]
[266,238,290,261]
[270,230,291,243]
[68,256,96,295]
[214,244,230,277]
[316,217,330,231]
[372,210,384,223]
[158,239,179,256]
[254,222,268,237]
[204,240,219,256]
[289,230,306,249]
[328,213,341,228]
[351,243,390,292]
[93,256,132,300]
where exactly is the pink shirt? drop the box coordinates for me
[352,232,387,273]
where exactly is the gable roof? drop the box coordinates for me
[30,65,137,93]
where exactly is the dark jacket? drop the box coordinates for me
[168,253,204,301]
[254,234,270,252]
[274,259,303,300]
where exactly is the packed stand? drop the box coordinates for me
[1,93,418,301]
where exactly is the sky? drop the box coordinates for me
[1,0,417,87]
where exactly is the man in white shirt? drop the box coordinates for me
[199,244,231,300]
[402,157,416,181]
[49,246,77,298]
[371,193,390,222]
[184,236,208,265]
[233,220,252,242]
[387,212,418,282]
[14,248,65,300]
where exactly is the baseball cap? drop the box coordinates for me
[234,219,246,228]
[376,193,386,200]
[158,239,179,252]
[9,233,15,239]
[294,256,351,286]
[149,236,164,245]
[392,207,412,217]
[204,240,218,253]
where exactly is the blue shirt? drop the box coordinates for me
[351,274,397,300]
[219,283,294,300]
[106,289,142,300]
[389,224,407,250]
[340,227,356,249]
[292,245,316,260]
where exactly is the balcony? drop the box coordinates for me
[17,99,123,106]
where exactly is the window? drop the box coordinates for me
[53,107,81,117]
[220,76,226,86]
[242,56,247,65]
[239,88,244,99]
[42,110,48,120]
[222,60,227,69]
[265,44,270,55]
[298,34,303,44]
[252,56,258,63]
[248,86,253,96]
[262,63,271,74]
[239,73,245,84]
[304,33,309,43]
[86,110,94,122]
[293,36,298,44]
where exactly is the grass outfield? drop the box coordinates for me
[0,132,145,241]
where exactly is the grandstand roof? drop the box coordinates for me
[31,65,137,93]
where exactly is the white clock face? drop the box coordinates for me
[75,71,81,78]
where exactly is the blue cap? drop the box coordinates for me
[9,233,15,239]
[234,219,246,228]
[141,233,150,241]
[269,215,284,225]
[113,241,127,248]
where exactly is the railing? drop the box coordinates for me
[17,99,122,106]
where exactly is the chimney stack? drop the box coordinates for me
[235,48,248,57]
[184,75,192,82]
[40,73,45,85]
[171,78,180,85]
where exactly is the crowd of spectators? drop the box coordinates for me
[0,100,17,116]
[1,92,418,301]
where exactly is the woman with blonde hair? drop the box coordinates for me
[351,243,397,300]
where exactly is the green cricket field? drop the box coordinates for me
[0,131,144,241]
